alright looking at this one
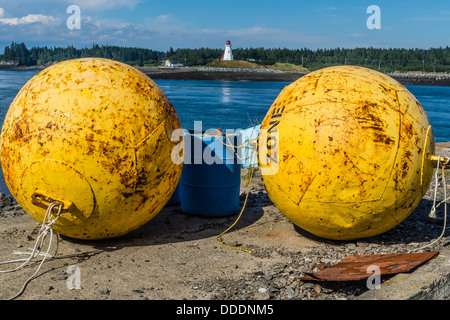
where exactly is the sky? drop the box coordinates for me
[0,0,449,52]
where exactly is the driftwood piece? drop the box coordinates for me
[300,251,439,281]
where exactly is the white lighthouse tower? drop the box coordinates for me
[222,39,233,61]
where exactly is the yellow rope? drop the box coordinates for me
[208,128,258,163]
[224,135,254,163]
[216,164,255,254]
[215,139,258,254]
[209,128,259,254]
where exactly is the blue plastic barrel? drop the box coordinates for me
[181,131,242,216]
[165,180,181,206]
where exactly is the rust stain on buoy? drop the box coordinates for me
[0,58,182,240]
[259,66,436,240]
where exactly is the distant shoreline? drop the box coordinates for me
[141,67,450,86]
[141,67,305,83]
[0,65,46,71]
[1,65,450,86]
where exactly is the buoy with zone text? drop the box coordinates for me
[258,65,438,240]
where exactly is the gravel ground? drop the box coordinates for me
[205,170,450,300]
[194,143,450,300]
[0,144,449,301]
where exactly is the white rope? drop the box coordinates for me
[411,161,448,253]
[0,202,62,300]
[429,156,441,219]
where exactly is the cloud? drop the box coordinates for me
[200,27,326,47]
[0,13,61,26]
[68,0,142,11]
[148,14,170,24]
[144,14,189,36]
[146,14,179,28]
[0,5,325,51]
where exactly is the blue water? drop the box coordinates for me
[406,85,450,143]
[0,70,449,196]
[156,80,286,131]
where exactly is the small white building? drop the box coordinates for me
[222,39,233,61]
[165,60,184,67]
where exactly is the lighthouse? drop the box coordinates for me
[222,39,233,61]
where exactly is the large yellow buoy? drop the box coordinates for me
[0,58,182,240]
[258,65,436,240]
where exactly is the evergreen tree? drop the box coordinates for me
[0,42,449,72]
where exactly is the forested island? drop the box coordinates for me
[1,42,450,73]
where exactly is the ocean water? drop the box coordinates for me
[406,84,450,143]
[0,70,449,196]
[156,79,285,131]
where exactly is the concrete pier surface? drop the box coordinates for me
[0,142,449,300]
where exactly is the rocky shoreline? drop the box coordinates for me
[141,67,450,86]
[1,64,449,86]
[140,66,305,82]
[0,65,46,71]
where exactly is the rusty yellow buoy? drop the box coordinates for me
[258,66,435,240]
[0,58,182,240]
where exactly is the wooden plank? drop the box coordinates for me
[300,251,439,281]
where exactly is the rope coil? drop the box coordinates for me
[0,202,62,300]
[412,156,448,252]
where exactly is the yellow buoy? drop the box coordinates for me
[258,65,435,240]
[0,58,182,240]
